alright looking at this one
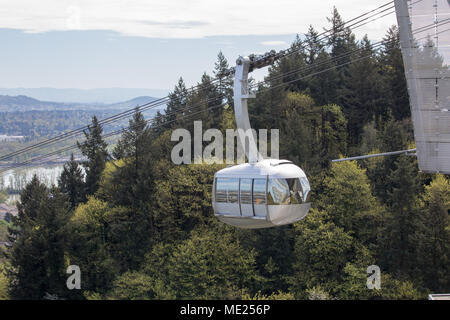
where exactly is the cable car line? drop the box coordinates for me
[6,11,444,175]
[0,92,231,173]
[0,51,374,173]
[4,15,441,174]
[0,79,226,162]
[7,32,404,173]
[280,1,395,60]
[0,2,416,171]
[0,4,394,161]
[0,2,402,163]
[0,45,388,175]
[268,17,448,84]
[0,102,228,174]
[261,21,441,87]
[2,16,438,174]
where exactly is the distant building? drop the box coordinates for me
[0,135,24,142]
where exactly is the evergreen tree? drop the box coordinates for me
[380,26,410,120]
[164,77,189,129]
[193,72,223,130]
[290,209,371,298]
[152,163,223,243]
[7,179,71,299]
[213,51,234,107]
[278,93,346,172]
[304,25,324,65]
[317,161,382,245]
[105,271,153,300]
[77,116,108,197]
[112,137,127,160]
[418,175,450,291]
[265,36,309,93]
[318,104,348,168]
[367,119,410,202]
[380,156,423,278]
[327,7,356,62]
[109,108,153,208]
[280,92,320,171]
[338,36,387,147]
[103,109,155,270]
[307,50,338,105]
[58,153,85,209]
[238,226,296,295]
[175,72,224,141]
[68,197,121,295]
[326,7,357,95]
[139,227,258,299]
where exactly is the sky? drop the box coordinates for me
[0,0,398,101]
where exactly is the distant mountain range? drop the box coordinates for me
[0,88,168,104]
[0,95,164,112]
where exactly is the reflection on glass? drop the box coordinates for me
[218,177,310,205]
[253,179,266,205]
[215,178,227,203]
[227,178,239,203]
[240,179,252,204]
[300,177,310,202]
[268,179,290,205]
[287,178,302,204]
[268,178,310,205]
[215,178,239,203]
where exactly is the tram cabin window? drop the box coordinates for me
[253,179,266,205]
[215,178,227,203]
[240,179,252,204]
[268,178,309,205]
[215,178,239,203]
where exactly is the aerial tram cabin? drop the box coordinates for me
[213,0,450,228]
[212,55,311,228]
[213,159,311,229]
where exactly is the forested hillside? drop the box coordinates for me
[0,110,122,138]
[0,96,162,162]
[0,8,448,300]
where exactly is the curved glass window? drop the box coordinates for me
[299,177,310,202]
[253,179,266,205]
[268,178,310,205]
[240,179,252,204]
[215,178,239,203]
[287,178,302,204]
[268,179,290,205]
[226,178,239,203]
[215,178,227,203]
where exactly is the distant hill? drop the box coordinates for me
[0,95,75,112]
[0,95,163,112]
[0,88,168,104]
[107,96,160,110]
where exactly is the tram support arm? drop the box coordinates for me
[233,56,263,163]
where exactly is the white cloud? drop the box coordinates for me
[0,0,397,40]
